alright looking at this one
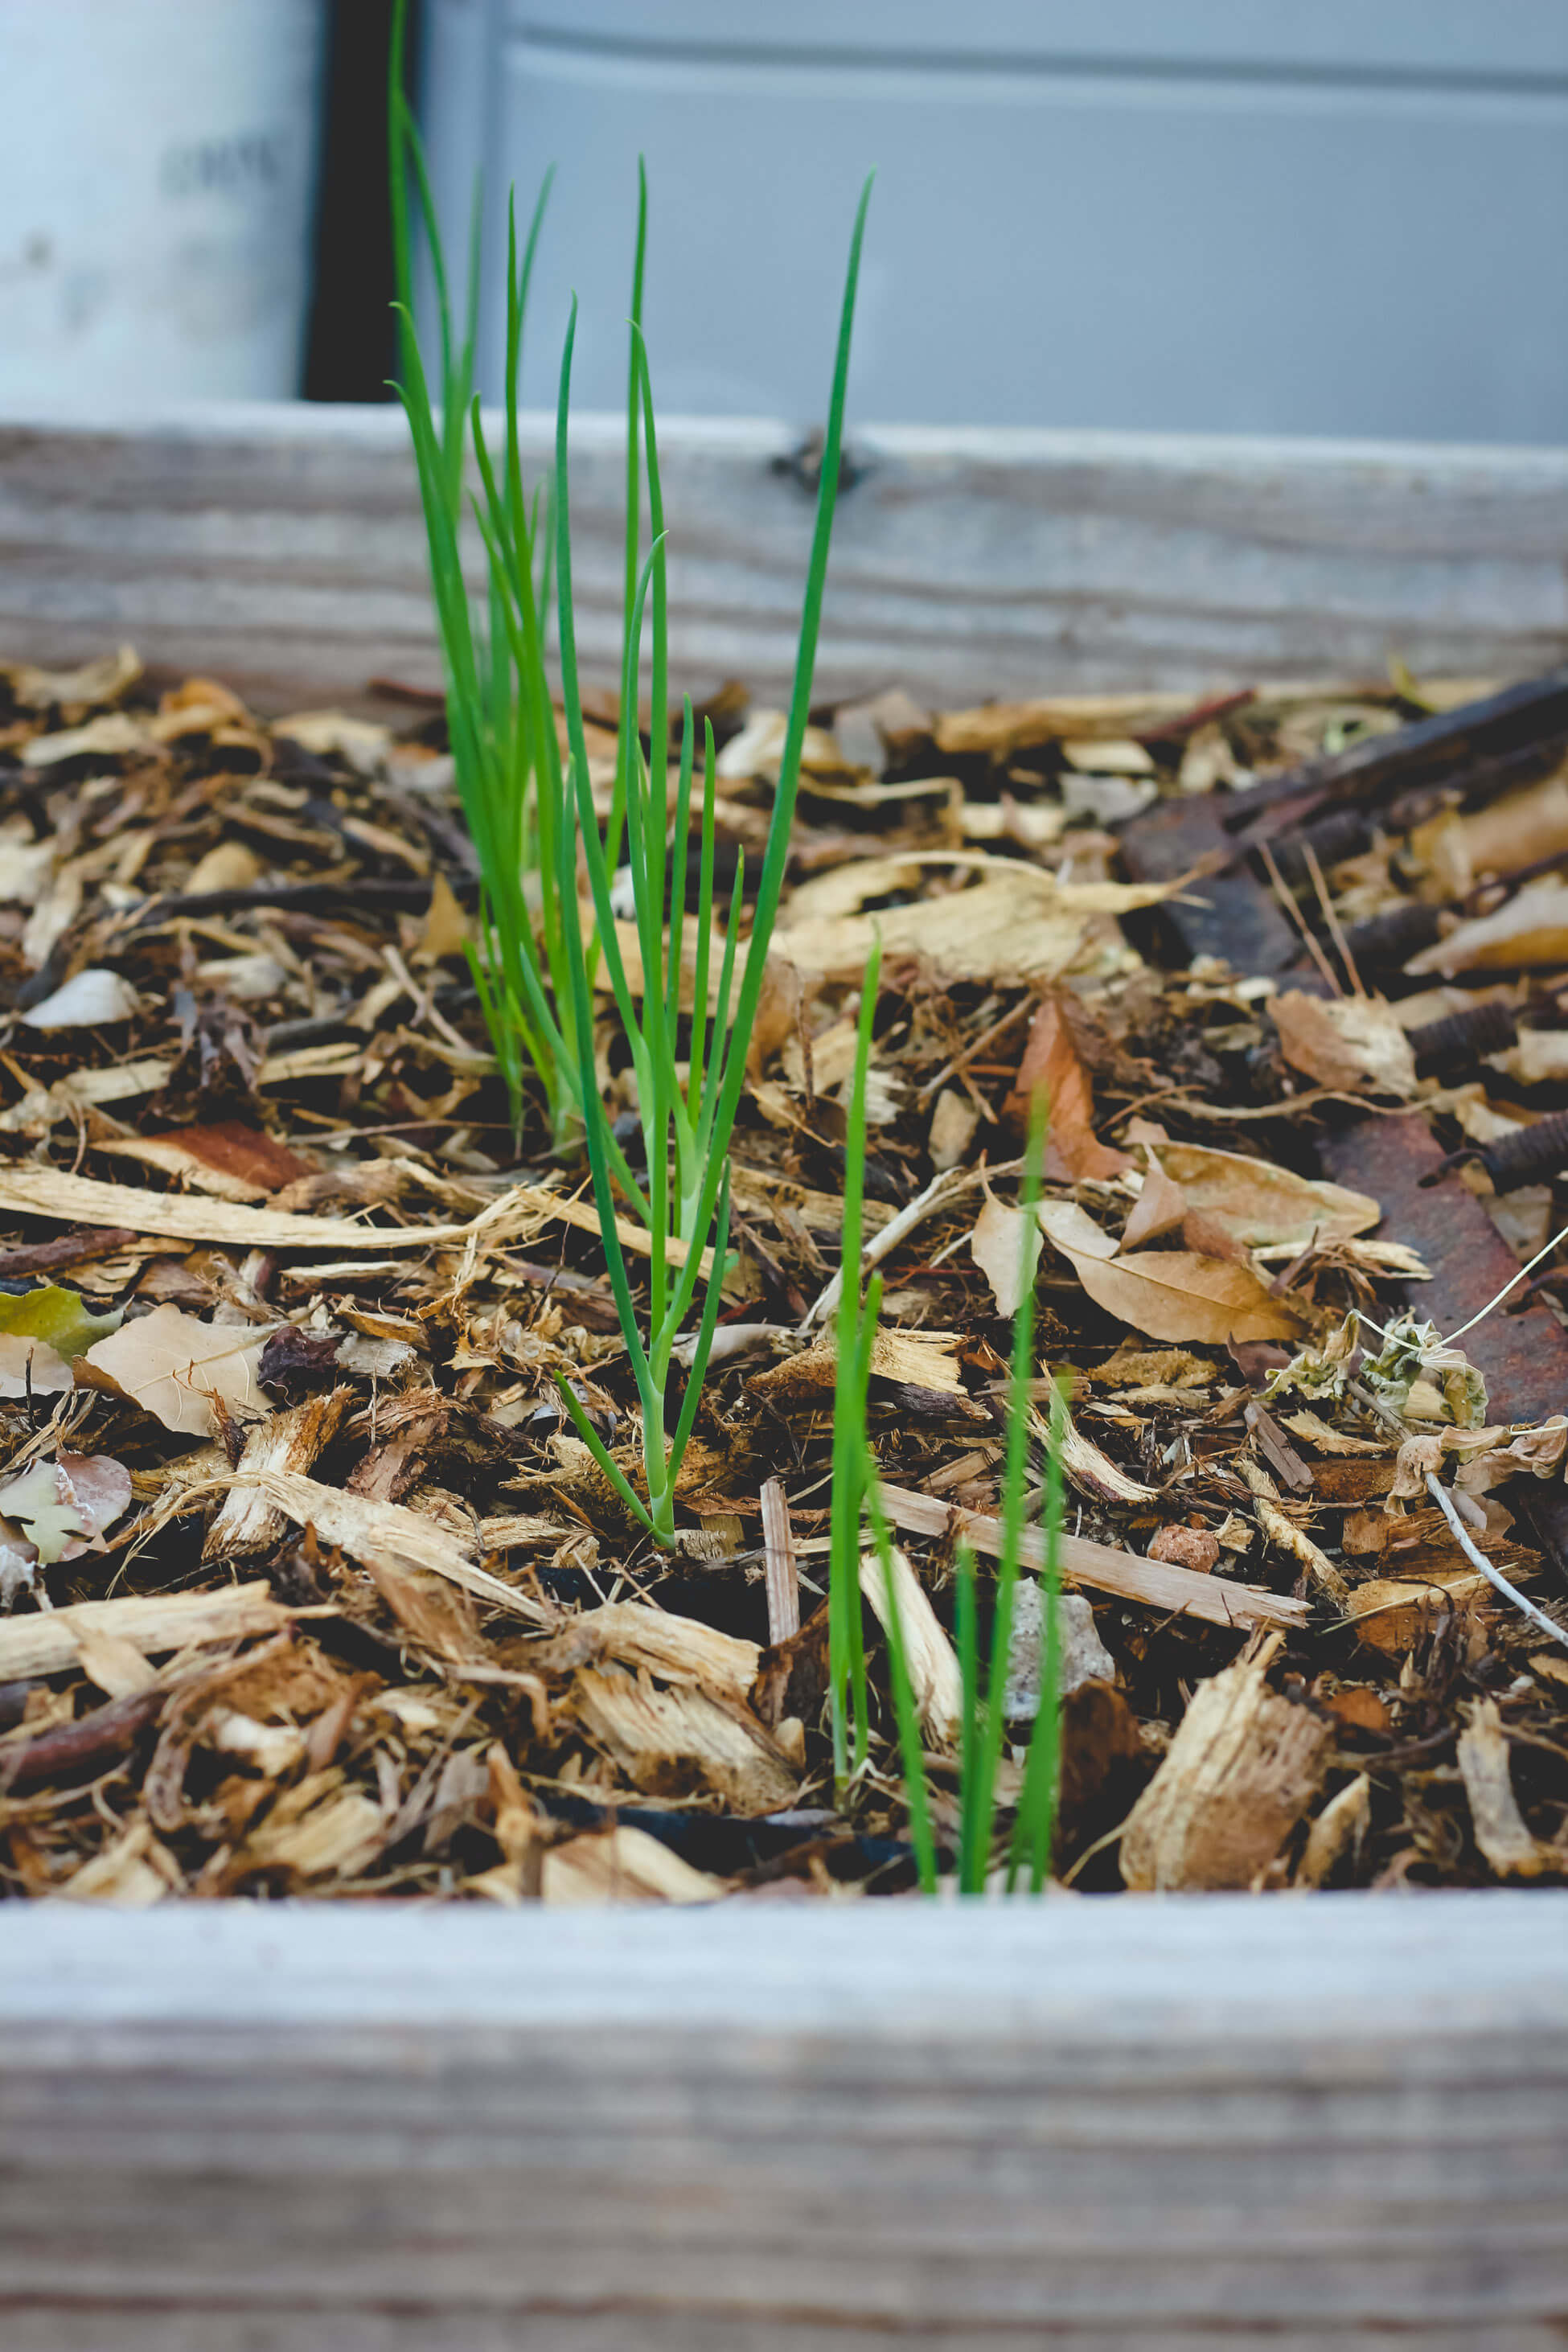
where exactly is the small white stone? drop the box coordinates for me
[1004,1582,1116,1721]
[21,967,141,1030]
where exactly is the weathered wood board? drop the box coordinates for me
[3,404,1568,708]
[2,1893,1567,2350]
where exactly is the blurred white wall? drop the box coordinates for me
[0,0,326,411]
[421,0,1568,442]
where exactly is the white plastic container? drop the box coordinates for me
[419,0,1568,442]
[0,0,326,411]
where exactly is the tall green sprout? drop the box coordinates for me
[546,164,870,1541]
[388,0,577,1139]
[833,1058,1066,1893]
[827,940,884,1785]
[391,16,872,1537]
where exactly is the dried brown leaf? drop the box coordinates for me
[1270,991,1417,1097]
[1149,1141,1380,1250]
[1406,878,1568,976]
[1120,1157,1188,1249]
[969,1192,1040,1318]
[1038,1201,1301,1344]
[1004,997,1131,1180]
[858,1545,961,1747]
[81,1304,273,1438]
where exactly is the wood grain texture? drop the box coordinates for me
[2,405,1568,709]
[2,1894,1566,2349]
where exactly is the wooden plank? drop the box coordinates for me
[1,1897,1566,2350]
[2,406,1568,709]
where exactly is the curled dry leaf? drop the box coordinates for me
[1143,1142,1380,1252]
[1120,1155,1188,1250]
[1003,996,1131,1180]
[928,1087,979,1172]
[80,1303,273,1439]
[0,827,59,907]
[969,1189,1041,1318]
[272,708,392,774]
[413,868,470,962]
[1390,1416,1568,1498]
[0,1449,134,1609]
[1457,1699,1558,1878]
[19,711,146,770]
[0,1451,133,1563]
[859,1544,962,1747]
[1037,1201,1302,1345]
[2,643,141,716]
[0,1278,125,1398]
[1270,990,1417,1098]
[1406,878,1568,977]
[1297,1773,1372,1890]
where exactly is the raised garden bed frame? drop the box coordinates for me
[1,405,1567,2350]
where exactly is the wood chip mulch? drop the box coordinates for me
[2,644,1567,1903]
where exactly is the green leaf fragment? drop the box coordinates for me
[0,1285,123,1361]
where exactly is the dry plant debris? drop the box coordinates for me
[4,644,1568,1902]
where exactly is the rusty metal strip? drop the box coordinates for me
[1119,795,1304,974]
[1317,1113,1568,1572]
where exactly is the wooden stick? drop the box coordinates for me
[875,1482,1308,1632]
[758,1478,800,1645]
[0,1166,712,1275]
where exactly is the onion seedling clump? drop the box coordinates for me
[389,0,872,1541]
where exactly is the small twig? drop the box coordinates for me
[1301,839,1365,999]
[1257,839,1343,997]
[1443,1216,1568,1346]
[798,1160,1019,1334]
[759,1477,800,1644]
[915,998,1032,1105]
[1425,1472,1568,1650]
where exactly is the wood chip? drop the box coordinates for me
[1457,1698,1559,1878]
[541,1824,724,1906]
[859,1544,961,1748]
[0,1581,297,1683]
[566,1668,798,1812]
[759,1478,800,1645]
[223,1469,552,1623]
[1121,1649,1332,1891]
[203,1391,353,1560]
